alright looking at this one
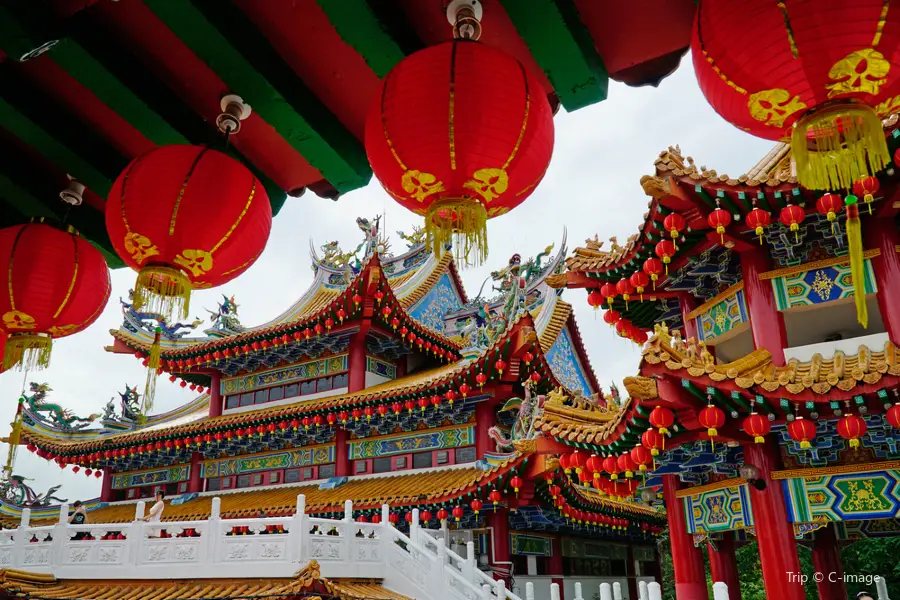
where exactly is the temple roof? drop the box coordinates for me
[0,562,409,600]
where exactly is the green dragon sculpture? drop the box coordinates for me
[23,382,101,431]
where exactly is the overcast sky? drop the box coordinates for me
[0,54,774,505]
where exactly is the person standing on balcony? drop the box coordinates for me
[68,501,88,540]
[141,491,165,537]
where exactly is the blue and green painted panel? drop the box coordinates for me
[782,470,900,523]
[112,464,190,490]
[408,274,463,334]
[349,425,474,460]
[771,259,877,311]
[366,356,396,380]
[683,484,754,534]
[696,289,748,343]
[510,533,553,556]
[222,354,348,394]
[201,445,334,478]
[545,328,592,396]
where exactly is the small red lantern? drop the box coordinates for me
[788,417,817,450]
[745,207,771,244]
[816,193,845,234]
[510,475,523,493]
[698,405,726,442]
[470,499,483,515]
[437,508,449,523]
[475,372,487,388]
[743,413,771,444]
[452,506,464,522]
[529,371,541,384]
[630,445,653,472]
[558,452,571,474]
[459,383,471,398]
[629,271,650,300]
[420,510,432,524]
[548,484,561,499]
[886,404,900,430]
[388,512,399,526]
[649,406,674,436]
[707,207,732,243]
[779,205,806,242]
[852,176,880,214]
[585,454,603,479]
[602,309,620,326]
[445,390,457,405]
[417,397,429,413]
[336,308,346,323]
[371,514,382,524]
[617,453,637,479]
[602,456,619,481]
[586,289,604,309]
[600,283,618,307]
[837,413,868,449]
[616,278,635,307]
[494,359,507,374]
[643,257,664,289]
[489,489,502,505]
[663,213,686,243]
[654,240,676,273]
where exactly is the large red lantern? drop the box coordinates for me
[617,453,637,479]
[600,283,618,307]
[663,213,686,243]
[816,193,845,234]
[743,413,771,444]
[630,445,653,473]
[698,405,726,443]
[641,429,664,456]
[745,207,771,244]
[365,41,554,266]
[586,289,604,310]
[693,0,900,190]
[788,417,817,449]
[707,207,732,243]
[602,456,619,481]
[106,145,272,320]
[837,413,868,449]
[616,278,635,307]
[0,224,110,370]
[779,205,806,243]
[654,240,676,274]
[886,404,900,430]
[649,406,675,436]
[602,309,620,326]
[642,257,664,289]
[629,271,650,300]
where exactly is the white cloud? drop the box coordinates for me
[0,54,775,505]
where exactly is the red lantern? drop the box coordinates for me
[641,429,666,456]
[420,510,432,524]
[629,271,650,300]
[692,1,900,190]
[630,445,653,472]
[489,489,502,506]
[616,278,635,306]
[642,257,664,289]
[617,453,637,479]
[602,309,620,326]
[475,372,487,388]
[837,413,868,449]
[356,515,369,524]
[816,193,845,234]
[743,413,771,444]
[600,283,618,307]
[388,512,399,526]
[417,397,429,413]
[853,176,880,214]
[371,514,382,524]
[698,405,726,442]
[788,417,817,450]
[106,145,272,320]
[568,450,585,474]
[602,456,619,481]
[649,406,674,440]
[663,213,686,243]
[558,452,571,474]
[654,240,676,273]
[779,205,806,242]
[745,207,771,245]
[548,484,561,499]
[459,383,471,398]
[707,207,732,243]
[445,390,457,405]
[365,41,554,265]
[586,289,604,309]
[470,499,483,515]
[452,505,465,522]
[494,359,507,374]
[437,508,449,522]
[0,224,111,370]
[886,404,900,430]
[510,475,523,493]
[585,454,603,480]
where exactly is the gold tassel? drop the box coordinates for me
[792,102,889,191]
[2,334,52,371]
[133,265,192,321]
[142,327,162,422]
[425,199,488,268]
[845,202,868,328]
[8,401,23,448]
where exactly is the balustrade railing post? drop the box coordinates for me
[482,584,492,599]
[876,575,891,600]
[712,582,730,600]
[52,502,69,566]
[525,581,534,600]
[550,582,561,600]
[130,507,145,567]
[495,576,507,600]
[441,518,449,550]
[12,508,30,569]
[207,497,221,564]
[647,582,662,600]
[344,500,354,563]
[463,541,476,586]
[410,508,420,547]
[573,582,584,600]
[293,494,306,563]
[638,580,649,600]
[612,581,623,600]
[599,582,612,600]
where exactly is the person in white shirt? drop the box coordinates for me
[142,491,165,537]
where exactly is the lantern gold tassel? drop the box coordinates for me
[792,103,889,191]
[133,265,192,321]
[142,327,162,423]
[2,333,52,371]
[426,199,488,268]
[845,201,868,328]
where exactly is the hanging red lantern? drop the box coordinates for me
[649,406,674,446]
[436,508,449,523]
[529,371,541,384]
[548,484,561,499]
[616,278,635,307]
[585,454,603,480]
[568,450,585,474]
[816,193,845,234]
[629,271,650,300]
[779,205,806,243]
[654,240,676,274]
[365,40,554,266]
[587,289,604,309]
[420,510,432,524]
[745,207,771,245]
[707,207,732,243]
[837,413,868,449]
[663,213,686,244]
[445,390,457,405]
[743,413,771,444]
[642,257,664,289]
[494,358,507,375]
[630,445,653,473]
[0,223,111,370]
[388,512,399,526]
[475,372,487,388]
[470,499,483,515]
[558,452,571,474]
[699,405,725,440]
[886,404,900,430]
[617,453,637,479]
[600,283,618,307]
[510,475,523,493]
[459,383,471,398]
[452,505,465,522]
[602,456,620,481]
[692,1,900,191]
[106,145,272,320]
[602,309,620,326]
[371,513,382,525]
[489,489,502,505]
[788,417,817,449]
[853,175,880,214]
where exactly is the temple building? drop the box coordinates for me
[8,222,665,600]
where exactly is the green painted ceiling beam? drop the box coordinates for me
[500,0,608,112]
[146,0,371,194]
[316,0,407,78]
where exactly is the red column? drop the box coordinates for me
[488,508,511,566]
[864,217,900,340]
[743,439,805,600]
[679,294,699,341]
[625,544,639,600]
[661,475,709,600]
[740,247,787,365]
[208,372,222,418]
[475,398,497,459]
[188,452,203,493]
[708,533,741,600]
[812,524,846,600]
[348,330,367,393]
[100,468,114,502]
[548,535,565,600]
[334,428,350,477]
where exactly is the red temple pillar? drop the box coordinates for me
[740,247,787,365]
[475,398,497,459]
[100,468,114,502]
[334,428,350,477]
[625,544,639,600]
[679,294,699,341]
[812,524,846,600]
[488,508,511,566]
[548,535,565,600]
[188,452,203,493]
[708,533,741,600]
[743,439,805,600]
[208,372,222,418]
[864,217,900,341]
[348,330,367,393]
[661,475,709,600]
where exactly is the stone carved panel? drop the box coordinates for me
[259,542,284,559]
[99,547,121,563]
[67,546,91,563]
[175,544,197,561]
[147,545,168,562]
[23,547,50,566]
[227,543,249,560]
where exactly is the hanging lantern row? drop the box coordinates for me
[377,293,461,363]
[541,474,663,529]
